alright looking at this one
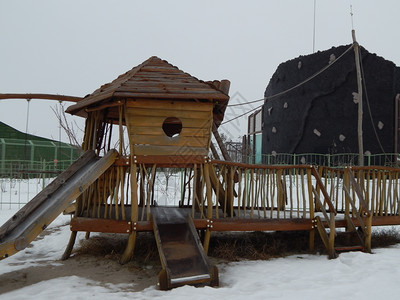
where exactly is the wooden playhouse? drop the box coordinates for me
[63,56,230,288]
[60,56,400,289]
[2,55,400,291]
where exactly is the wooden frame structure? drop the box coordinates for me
[60,56,400,288]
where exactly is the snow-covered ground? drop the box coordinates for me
[1,207,400,299]
[2,176,400,299]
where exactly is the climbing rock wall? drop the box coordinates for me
[263,44,400,157]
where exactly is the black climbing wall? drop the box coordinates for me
[263,44,400,157]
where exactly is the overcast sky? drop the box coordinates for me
[1,0,399,144]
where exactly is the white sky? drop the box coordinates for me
[1,0,399,144]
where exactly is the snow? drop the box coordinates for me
[2,177,400,299]
[2,207,400,299]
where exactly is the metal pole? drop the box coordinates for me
[313,0,317,53]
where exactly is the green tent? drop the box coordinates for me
[0,121,81,177]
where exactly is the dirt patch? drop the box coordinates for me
[0,254,159,294]
[0,232,160,295]
[1,227,399,295]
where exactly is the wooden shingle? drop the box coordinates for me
[66,56,230,125]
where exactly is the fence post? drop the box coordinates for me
[29,140,34,171]
[306,167,315,252]
[343,167,351,231]
[0,138,5,175]
[42,159,46,190]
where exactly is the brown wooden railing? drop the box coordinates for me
[74,160,400,259]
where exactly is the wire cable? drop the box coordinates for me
[359,47,387,155]
[221,104,263,125]
[222,44,354,124]
[227,98,264,107]
[264,44,354,101]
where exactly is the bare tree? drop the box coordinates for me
[51,102,83,148]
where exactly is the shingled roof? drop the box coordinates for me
[66,56,230,125]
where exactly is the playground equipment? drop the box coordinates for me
[2,56,400,290]
[0,149,117,259]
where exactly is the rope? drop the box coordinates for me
[264,44,354,101]
[359,47,387,155]
[228,98,264,107]
[221,104,263,125]
[222,44,355,124]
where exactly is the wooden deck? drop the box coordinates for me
[63,161,400,262]
[69,205,400,233]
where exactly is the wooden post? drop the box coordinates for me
[352,30,364,166]
[328,211,336,258]
[203,163,213,254]
[365,213,372,253]
[307,168,315,252]
[394,94,400,154]
[343,168,351,232]
[61,231,77,260]
[212,123,232,161]
[210,142,221,160]
[120,161,138,264]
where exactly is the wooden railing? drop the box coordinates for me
[76,160,400,231]
[73,159,400,260]
[206,162,317,221]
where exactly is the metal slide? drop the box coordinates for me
[152,207,218,290]
[0,149,119,260]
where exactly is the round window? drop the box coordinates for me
[162,117,182,137]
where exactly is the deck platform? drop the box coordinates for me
[69,206,400,234]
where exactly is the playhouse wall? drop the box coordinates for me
[125,99,213,156]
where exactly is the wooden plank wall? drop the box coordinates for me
[125,99,213,156]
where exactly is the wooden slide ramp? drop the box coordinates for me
[0,149,119,260]
[152,207,218,290]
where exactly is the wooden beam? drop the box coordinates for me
[311,166,337,214]
[133,145,208,156]
[193,218,313,231]
[67,214,400,235]
[318,215,400,228]
[134,155,206,167]
[70,217,131,233]
[211,160,313,170]
[70,217,314,233]
[0,93,82,102]
[114,91,229,100]
[352,31,364,166]
[212,122,232,161]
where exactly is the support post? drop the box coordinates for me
[210,142,221,160]
[307,168,315,252]
[120,161,138,264]
[61,231,77,260]
[343,168,351,232]
[203,163,213,254]
[212,123,232,161]
[394,94,400,155]
[352,30,364,166]
[365,213,372,253]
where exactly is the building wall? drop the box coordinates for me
[262,45,400,156]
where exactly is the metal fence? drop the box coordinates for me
[0,138,80,176]
[243,153,400,167]
[0,159,77,178]
[0,159,79,209]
